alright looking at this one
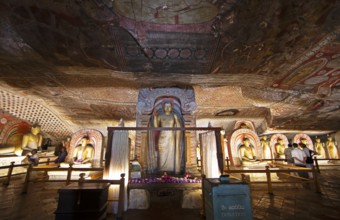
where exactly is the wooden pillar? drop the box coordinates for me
[22,164,33,194]
[265,166,273,194]
[117,173,125,219]
[3,162,15,186]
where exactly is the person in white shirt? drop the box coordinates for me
[291,143,308,178]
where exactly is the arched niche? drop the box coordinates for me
[228,128,261,166]
[270,134,289,159]
[293,133,314,150]
[0,120,31,155]
[233,120,256,131]
[68,129,104,167]
[136,87,197,174]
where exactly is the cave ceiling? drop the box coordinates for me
[0,0,339,138]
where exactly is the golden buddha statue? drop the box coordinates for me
[314,137,326,158]
[60,135,95,168]
[72,136,94,165]
[21,124,43,155]
[300,138,310,149]
[326,135,339,159]
[274,138,286,159]
[238,138,259,165]
[153,101,183,174]
[260,136,272,159]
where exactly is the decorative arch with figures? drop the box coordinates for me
[228,128,261,166]
[270,134,289,159]
[68,129,104,167]
[293,133,314,150]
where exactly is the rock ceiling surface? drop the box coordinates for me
[0,0,339,138]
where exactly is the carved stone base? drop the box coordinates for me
[242,166,279,181]
[0,156,26,176]
[128,189,150,209]
[181,189,202,209]
[47,171,90,180]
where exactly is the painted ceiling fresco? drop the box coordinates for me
[0,0,339,137]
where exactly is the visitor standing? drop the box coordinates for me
[284,143,294,165]
[302,144,316,178]
[291,143,308,178]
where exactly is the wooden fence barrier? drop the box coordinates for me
[223,165,321,194]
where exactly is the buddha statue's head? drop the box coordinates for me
[299,143,307,149]
[31,124,41,135]
[243,138,251,147]
[163,102,173,114]
[327,135,332,141]
[79,135,90,147]
[300,138,307,145]
[277,138,283,144]
[261,136,267,141]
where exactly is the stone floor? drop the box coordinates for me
[0,166,339,220]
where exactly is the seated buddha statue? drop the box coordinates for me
[238,138,265,166]
[60,135,94,168]
[326,135,339,159]
[300,138,310,149]
[21,124,43,155]
[274,138,286,159]
[314,137,325,158]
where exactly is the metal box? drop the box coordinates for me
[203,178,253,220]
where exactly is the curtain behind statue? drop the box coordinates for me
[104,130,129,212]
[200,131,220,178]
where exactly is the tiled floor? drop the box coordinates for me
[0,166,339,220]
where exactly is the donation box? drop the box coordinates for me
[55,183,110,220]
[203,178,253,220]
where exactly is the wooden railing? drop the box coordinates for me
[222,156,340,194]
[225,157,340,173]
[1,158,53,185]
[223,165,321,194]
[21,165,104,193]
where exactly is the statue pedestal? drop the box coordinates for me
[317,159,329,165]
[182,189,202,209]
[48,163,91,180]
[242,165,279,181]
[0,156,26,177]
[128,189,150,209]
[48,170,90,180]
[128,183,202,210]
